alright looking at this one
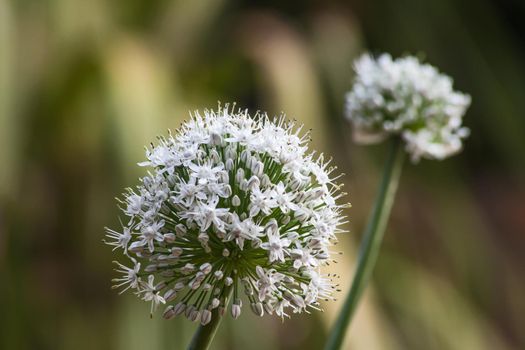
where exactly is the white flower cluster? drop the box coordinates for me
[105,106,348,325]
[345,53,471,161]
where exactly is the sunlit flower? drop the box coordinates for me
[345,53,471,161]
[106,105,347,325]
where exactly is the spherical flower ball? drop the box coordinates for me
[345,53,471,161]
[105,106,348,325]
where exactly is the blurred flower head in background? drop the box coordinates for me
[345,53,471,161]
[105,106,347,325]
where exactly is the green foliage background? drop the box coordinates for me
[1,0,524,349]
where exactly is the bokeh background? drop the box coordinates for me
[1,0,524,349]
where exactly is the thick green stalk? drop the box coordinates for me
[187,288,233,350]
[324,137,405,350]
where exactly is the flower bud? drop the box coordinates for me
[211,298,220,309]
[200,310,212,325]
[163,232,176,243]
[251,302,264,317]
[225,158,234,171]
[173,303,186,316]
[200,263,212,274]
[175,224,187,237]
[231,303,241,319]
[235,168,244,184]
[210,132,222,146]
[128,242,144,254]
[164,289,177,302]
[171,247,183,257]
[247,176,260,191]
[173,302,186,316]
[189,309,200,322]
[163,305,175,320]
[252,161,264,176]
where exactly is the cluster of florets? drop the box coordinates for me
[345,53,471,161]
[105,106,348,325]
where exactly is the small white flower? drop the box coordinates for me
[106,105,347,322]
[140,275,166,315]
[261,225,290,263]
[249,186,276,217]
[189,161,224,185]
[274,299,291,318]
[175,177,205,207]
[137,220,165,253]
[189,198,229,231]
[125,193,144,216]
[224,214,263,250]
[346,53,471,161]
[270,182,298,214]
[139,142,181,174]
[225,124,254,145]
[105,226,132,253]
[290,242,318,269]
[112,260,141,293]
[302,270,335,305]
[255,266,284,302]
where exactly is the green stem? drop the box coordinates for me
[187,288,234,350]
[324,137,405,350]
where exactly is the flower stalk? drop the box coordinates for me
[188,288,233,350]
[325,137,404,350]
